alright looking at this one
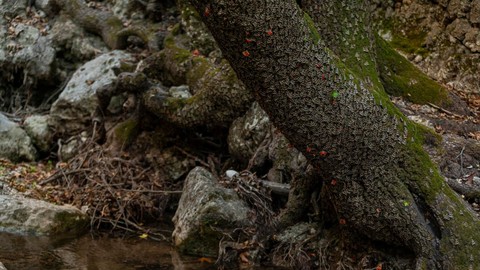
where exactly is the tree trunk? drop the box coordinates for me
[188,0,480,268]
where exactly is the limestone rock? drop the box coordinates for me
[464,27,480,52]
[172,167,251,256]
[0,0,27,17]
[0,194,88,236]
[228,102,271,163]
[34,0,55,15]
[50,16,108,61]
[0,21,56,85]
[446,18,472,41]
[0,113,36,162]
[472,0,480,24]
[50,50,135,135]
[23,115,53,153]
[12,28,56,80]
[267,131,308,184]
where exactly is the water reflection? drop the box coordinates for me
[0,233,215,270]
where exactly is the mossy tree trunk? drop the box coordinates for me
[188,0,480,268]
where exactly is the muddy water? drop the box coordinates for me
[0,233,215,270]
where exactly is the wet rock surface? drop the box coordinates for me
[172,166,251,256]
[0,194,87,236]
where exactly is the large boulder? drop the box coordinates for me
[0,113,36,162]
[49,50,135,134]
[0,194,88,236]
[172,167,251,257]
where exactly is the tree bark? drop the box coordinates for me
[188,0,480,268]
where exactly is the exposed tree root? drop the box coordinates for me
[41,0,161,50]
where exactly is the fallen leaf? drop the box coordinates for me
[198,257,213,263]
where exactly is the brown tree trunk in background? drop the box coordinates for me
[188,0,480,268]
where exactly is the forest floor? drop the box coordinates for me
[1,86,479,237]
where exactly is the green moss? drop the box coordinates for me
[179,226,221,257]
[180,5,201,23]
[164,36,191,63]
[105,16,123,29]
[303,12,320,44]
[390,31,428,56]
[119,61,136,73]
[164,97,188,110]
[186,57,210,85]
[171,23,181,36]
[52,212,88,235]
[435,183,480,268]
[114,117,139,147]
[376,37,450,106]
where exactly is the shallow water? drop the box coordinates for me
[0,232,215,270]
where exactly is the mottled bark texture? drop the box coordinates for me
[41,0,159,50]
[189,0,480,268]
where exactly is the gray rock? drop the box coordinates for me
[472,0,480,24]
[0,0,27,17]
[0,261,6,270]
[267,132,307,183]
[446,18,472,41]
[464,27,480,52]
[0,194,88,236]
[447,0,471,18]
[111,0,136,19]
[169,85,192,99]
[50,16,108,60]
[0,113,36,162]
[50,50,135,135]
[34,0,54,15]
[228,102,307,183]
[228,102,271,163]
[58,132,89,162]
[23,115,53,153]
[172,167,251,256]
[12,28,55,80]
[0,21,56,85]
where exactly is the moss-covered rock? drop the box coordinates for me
[0,194,88,236]
[376,37,451,106]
